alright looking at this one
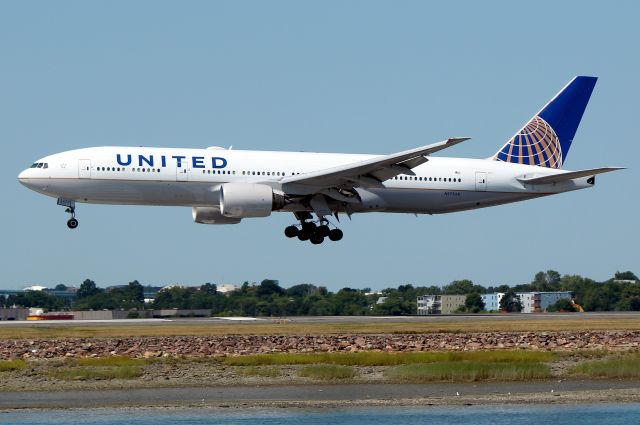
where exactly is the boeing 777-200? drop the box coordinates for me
[18,76,623,244]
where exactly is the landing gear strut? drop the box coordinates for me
[58,198,78,229]
[284,214,343,244]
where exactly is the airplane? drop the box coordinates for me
[18,76,623,244]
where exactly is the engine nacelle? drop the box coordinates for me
[220,183,285,218]
[192,207,242,225]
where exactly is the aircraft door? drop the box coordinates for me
[475,171,487,191]
[176,163,189,182]
[79,159,91,178]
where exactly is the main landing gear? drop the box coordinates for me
[284,216,343,245]
[57,198,78,229]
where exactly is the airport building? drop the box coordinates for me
[417,295,466,315]
[419,291,573,314]
[516,291,573,313]
[481,293,504,312]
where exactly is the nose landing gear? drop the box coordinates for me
[57,198,78,229]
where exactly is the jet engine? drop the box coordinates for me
[192,207,242,224]
[219,183,286,218]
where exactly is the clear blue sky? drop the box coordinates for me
[1,1,637,291]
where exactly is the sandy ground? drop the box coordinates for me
[1,360,639,409]
[0,381,639,409]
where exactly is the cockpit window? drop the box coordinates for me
[43,163,48,169]
[30,163,38,168]
[36,163,43,168]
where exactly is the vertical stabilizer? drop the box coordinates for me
[493,76,597,168]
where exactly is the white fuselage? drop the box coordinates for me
[18,146,593,216]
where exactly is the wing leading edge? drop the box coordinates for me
[281,137,470,191]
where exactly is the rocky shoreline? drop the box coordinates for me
[2,330,639,360]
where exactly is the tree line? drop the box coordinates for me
[1,271,638,315]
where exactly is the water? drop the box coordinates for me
[2,404,640,425]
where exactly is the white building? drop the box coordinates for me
[481,293,504,312]
[517,291,573,313]
[417,295,441,315]
[480,291,573,313]
[216,284,239,294]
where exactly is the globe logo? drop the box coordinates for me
[495,116,562,168]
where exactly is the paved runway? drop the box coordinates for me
[1,312,639,328]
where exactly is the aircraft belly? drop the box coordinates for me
[42,179,219,206]
[368,188,536,214]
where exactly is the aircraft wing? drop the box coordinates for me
[280,137,470,190]
[517,167,625,185]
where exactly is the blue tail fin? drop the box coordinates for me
[493,76,597,168]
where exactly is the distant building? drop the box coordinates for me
[217,284,239,294]
[478,291,573,313]
[417,295,441,315]
[515,291,572,313]
[417,295,466,315]
[481,293,504,312]
[23,285,47,291]
[0,307,29,321]
[441,295,466,314]
[376,296,388,305]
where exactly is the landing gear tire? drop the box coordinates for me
[302,222,317,233]
[328,228,343,241]
[284,225,299,238]
[310,234,324,245]
[67,218,79,229]
[298,230,311,241]
[316,224,330,237]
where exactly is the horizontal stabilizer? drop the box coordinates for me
[517,167,625,185]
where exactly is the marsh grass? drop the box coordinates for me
[223,350,554,366]
[569,353,640,379]
[384,362,550,382]
[76,356,147,367]
[0,359,27,372]
[48,366,143,380]
[555,349,611,359]
[297,364,356,380]
[237,366,281,378]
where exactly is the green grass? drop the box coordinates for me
[0,359,28,372]
[237,366,281,378]
[569,354,640,379]
[384,362,551,382]
[555,349,611,359]
[48,366,143,380]
[223,350,554,366]
[297,364,357,381]
[76,356,147,367]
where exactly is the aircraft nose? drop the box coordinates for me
[18,169,29,184]
[18,168,36,189]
